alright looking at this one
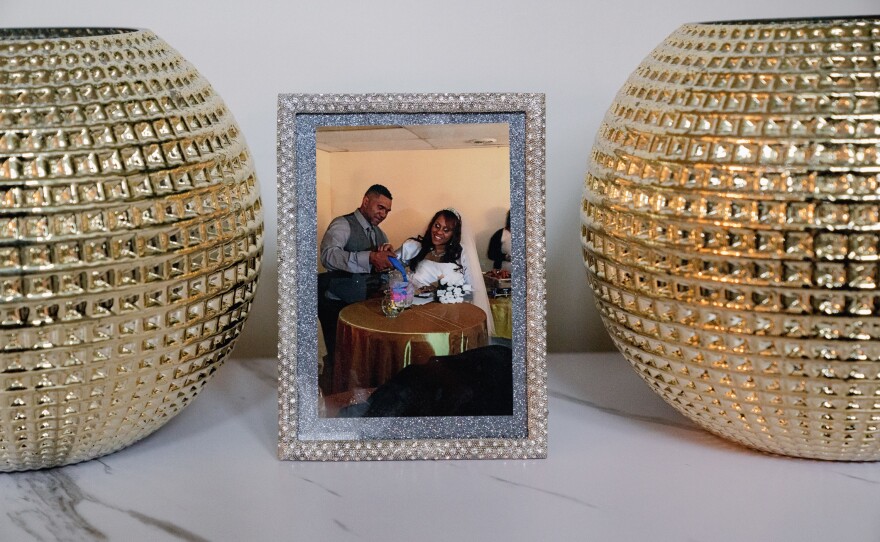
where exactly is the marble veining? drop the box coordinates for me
[332,519,355,534]
[485,474,599,509]
[94,459,113,476]
[297,476,343,498]
[549,390,700,432]
[3,354,880,541]
[8,471,105,542]
[832,471,880,485]
[441,461,597,509]
[6,470,209,542]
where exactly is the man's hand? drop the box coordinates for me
[369,249,395,271]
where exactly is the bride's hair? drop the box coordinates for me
[409,209,463,271]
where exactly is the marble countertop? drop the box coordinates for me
[3,352,879,541]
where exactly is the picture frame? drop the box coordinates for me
[277,93,546,460]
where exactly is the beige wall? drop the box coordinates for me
[317,147,510,273]
[316,149,333,270]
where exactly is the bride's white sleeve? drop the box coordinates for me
[396,239,421,264]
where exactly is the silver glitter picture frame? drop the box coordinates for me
[277,93,546,460]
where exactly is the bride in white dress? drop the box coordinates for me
[396,208,494,336]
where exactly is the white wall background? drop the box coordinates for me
[4,1,876,357]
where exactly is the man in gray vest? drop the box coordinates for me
[318,184,395,393]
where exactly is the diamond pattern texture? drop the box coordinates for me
[583,18,880,460]
[0,28,263,470]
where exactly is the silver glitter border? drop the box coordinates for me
[277,93,546,461]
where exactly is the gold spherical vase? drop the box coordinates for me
[0,28,263,470]
[583,17,880,460]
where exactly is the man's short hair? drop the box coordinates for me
[364,184,392,200]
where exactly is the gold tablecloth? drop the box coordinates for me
[489,297,512,340]
[332,299,488,394]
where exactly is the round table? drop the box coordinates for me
[332,299,488,394]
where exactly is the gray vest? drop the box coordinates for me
[342,212,388,252]
[324,212,388,303]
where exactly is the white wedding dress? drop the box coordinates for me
[397,238,495,336]
[397,239,463,290]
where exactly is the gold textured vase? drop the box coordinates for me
[0,28,263,470]
[583,17,880,460]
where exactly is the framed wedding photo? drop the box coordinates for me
[277,93,546,460]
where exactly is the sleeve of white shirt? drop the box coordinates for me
[395,239,422,264]
[320,217,372,273]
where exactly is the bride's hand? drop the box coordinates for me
[378,243,394,252]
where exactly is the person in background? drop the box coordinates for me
[318,184,395,392]
[487,210,511,272]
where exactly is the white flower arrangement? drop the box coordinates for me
[436,271,472,304]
